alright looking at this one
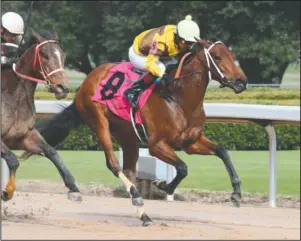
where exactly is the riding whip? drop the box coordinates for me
[15,0,34,58]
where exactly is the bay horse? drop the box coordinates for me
[24,39,247,226]
[1,30,82,202]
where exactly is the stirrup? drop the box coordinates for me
[129,98,139,109]
[125,90,139,108]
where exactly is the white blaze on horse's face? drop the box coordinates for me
[54,49,63,70]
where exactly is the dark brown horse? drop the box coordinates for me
[1,30,82,202]
[26,39,247,226]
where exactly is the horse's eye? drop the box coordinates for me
[214,56,221,61]
[41,52,49,60]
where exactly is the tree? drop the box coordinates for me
[2,1,108,75]
[29,1,109,74]
[2,1,299,83]
[201,1,300,84]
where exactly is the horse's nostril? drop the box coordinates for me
[57,84,69,93]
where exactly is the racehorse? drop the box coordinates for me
[1,30,82,202]
[24,39,247,226]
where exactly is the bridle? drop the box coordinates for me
[174,40,228,87]
[12,40,65,89]
[204,41,226,84]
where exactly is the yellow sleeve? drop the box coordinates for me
[145,54,163,77]
[145,40,166,77]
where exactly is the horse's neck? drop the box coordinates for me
[175,61,208,117]
[21,77,38,104]
[15,48,39,104]
[1,68,37,122]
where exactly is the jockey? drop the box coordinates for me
[124,15,201,108]
[1,12,24,67]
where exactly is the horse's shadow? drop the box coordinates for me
[112,178,186,201]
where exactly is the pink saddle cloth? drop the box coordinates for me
[91,62,155,124]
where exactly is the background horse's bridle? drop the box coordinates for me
[12,40,64,89]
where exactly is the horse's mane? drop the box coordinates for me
[28,29,58,45]
[37,30,58,40]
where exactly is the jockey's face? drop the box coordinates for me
[178,39,194,53]
[1,27,19,43]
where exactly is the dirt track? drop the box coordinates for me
[1,182,300,240]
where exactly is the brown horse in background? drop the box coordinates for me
[1,30,82,202]
[27,39,247,226]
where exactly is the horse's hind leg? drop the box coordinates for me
[1,141,19,201]
[20,128,82,202]
[91,111,152,226]
[184,135,241,207]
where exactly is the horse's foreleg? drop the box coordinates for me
[1,141,19,201]
[20,129,82,202]
[94,115,152,227]
[119,140,139,186]
[149,140,188,196]
[184,135,241,207]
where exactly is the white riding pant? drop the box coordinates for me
[128,46,177,77]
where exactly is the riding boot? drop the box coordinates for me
[124,74,154,108]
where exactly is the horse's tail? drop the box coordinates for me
[20,101,84,160]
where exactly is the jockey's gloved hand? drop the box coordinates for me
[1,56,7,65]
[162,74,175,84]
[5,56,18,65]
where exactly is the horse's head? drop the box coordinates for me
[19,30,69,99]
[196,39,248,94]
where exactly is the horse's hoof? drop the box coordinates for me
[1,190,9,201]
[67,192,83,202]
[152,180,167,191]
[142,219,153,227]
[1,190,14,202]
[141,213,153,227]
[231,193,241,208]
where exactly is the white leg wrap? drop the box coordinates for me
[118,171,133,193]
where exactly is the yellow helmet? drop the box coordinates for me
[175,15,200,42]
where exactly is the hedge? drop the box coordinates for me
[37,120,300,151]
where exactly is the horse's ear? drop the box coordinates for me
[53,31,59,41]
[31,30,44,43]
[197,38,206,46]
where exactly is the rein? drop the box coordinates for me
[12,40,64,88]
